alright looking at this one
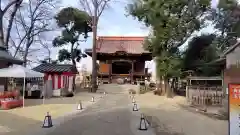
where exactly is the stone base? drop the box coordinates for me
[52,89,61,97]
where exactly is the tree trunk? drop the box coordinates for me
[171,78,176,96]
[0,14,5,48]
[5,1,22,49]
[157,76,162,94]
[22,47,29,67]
[162,77,167,95]
[22,36,33,67]
[91,0,98,93]
[70,44,76,93]
[156,76,160,90]
[71,60,76,93]
[165,78,173,98]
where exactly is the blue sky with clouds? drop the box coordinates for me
[52,0,149,71]
[49,0,219,73]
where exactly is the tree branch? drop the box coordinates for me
[2,0,19,14]
[97,0,108,18]
[5,0,23,48]
[13,21,28,57]
[79,0,93,16]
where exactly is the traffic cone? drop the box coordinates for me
[133,103,138,111]
[91,96,95,102]
[132,97,136,103]
[42,112,53,128]
[77,100,83,110]
[139,113,148,130]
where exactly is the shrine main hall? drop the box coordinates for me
[85,36,152,84]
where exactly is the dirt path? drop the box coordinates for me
[134,92,228,135]
[0,89,102,135]
[43,84,155,135]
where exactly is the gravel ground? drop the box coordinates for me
[133,92,228,135]
[0,84,228,135]
[0,89,103,135]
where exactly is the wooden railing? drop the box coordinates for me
[186,85,224,106]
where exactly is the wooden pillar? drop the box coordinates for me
[131,61,134,84]
[109,60,112,83]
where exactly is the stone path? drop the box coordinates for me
[42,84,155,135]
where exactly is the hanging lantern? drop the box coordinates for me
[42,112,53,128]
[91,96,95,102]
[139,113,148,130]
[133,103,138,111]
[77,100,83,110]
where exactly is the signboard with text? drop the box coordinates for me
[229,83,240,135]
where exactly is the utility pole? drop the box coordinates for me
[91,0,98,92]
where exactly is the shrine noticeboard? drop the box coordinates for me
[229,83,240,135]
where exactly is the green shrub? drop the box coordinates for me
[153,90,161,96]
[129,89,136,94]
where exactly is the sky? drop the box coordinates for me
[52,0,150,72]
[45,0,219,74]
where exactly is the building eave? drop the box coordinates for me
[0,47,23,65]
[222,41,240,57]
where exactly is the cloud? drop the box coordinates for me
[26,0,150,71]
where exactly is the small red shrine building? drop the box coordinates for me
[85,36,152,83]
[33,63,78,95]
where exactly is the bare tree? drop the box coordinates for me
[79,0,111,92]
[79,0,110,23]
[12,0,59,67]
[0,0,23,49]
[39,39,52,63]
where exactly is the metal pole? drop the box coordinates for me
[23,77,25,108]
[91,0,98,92]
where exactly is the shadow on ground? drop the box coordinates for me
[141,107,227,135]
[178,104,228,120]
[146,115,185,135]
[145,112,185,135]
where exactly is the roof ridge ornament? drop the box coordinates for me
[118,36,126,52]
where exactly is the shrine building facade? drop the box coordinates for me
[85,36,152,83]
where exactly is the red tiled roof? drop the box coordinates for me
[93,36,150,54]
[33,63,78,73]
